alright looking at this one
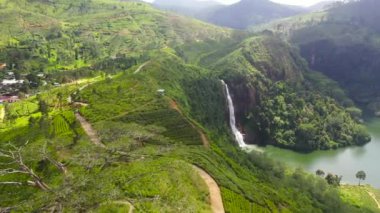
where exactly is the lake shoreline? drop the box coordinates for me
[260,117,380,188]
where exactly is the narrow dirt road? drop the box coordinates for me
[169,100,210,148]
[133,61,150,74]
[0,106,4,123]
[75,113,105,148]
[199,132,210,148]
[193,166,225,213]
[112,201,134,213]
[367,191,380,209]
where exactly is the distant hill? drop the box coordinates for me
[253,0,380,116]
[153,0,221,11]
[153,0,223,19]
[0,0,233,71]
[207,0,305,29]
[306,0,339,12]
[153,0,306,29]
[152,0,339,29]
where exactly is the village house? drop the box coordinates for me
[0,63,6,70]
[0,95,19,104]
[37,73,45,78]
[157,89,165,96]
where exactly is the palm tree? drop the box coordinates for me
[356,171,366,186]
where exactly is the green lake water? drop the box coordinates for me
[263,118,380,188]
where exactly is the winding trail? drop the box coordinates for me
[169,100,210,148]
[367,191,380,209]
[70,65,148,148]
[112,201,135,213]
[70,70,216,213]
[133,61,150,74]
[75,113,105,148]
[193,166,225,213]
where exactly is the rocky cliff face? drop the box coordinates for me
[212,35,306,144]
[212,34,370,150]
[299,39,380,116]
[279,0,380,117]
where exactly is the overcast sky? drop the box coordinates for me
[142,0,336,7]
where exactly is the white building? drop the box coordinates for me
[1,79,24,85]
[157,89,165,95]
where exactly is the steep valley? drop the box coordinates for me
[1,0,380,212]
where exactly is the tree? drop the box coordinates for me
[316,169,325,178]
[56,92,63,110]
[325,173,342,186]
[38,99,49,115]
[28,116,37,127]
[356,171,366,186]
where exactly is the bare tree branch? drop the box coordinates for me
[0,182,23,186]
[0,168,29,175]
[41,143,67,175]
[0,206,13,213]
[0,144,50,191]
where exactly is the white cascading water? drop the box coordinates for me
[221,80,262,152]
[221,80,247,148]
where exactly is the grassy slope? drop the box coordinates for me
[0,50,365,212]
[0,1,234,211]
[78,52,361,212]
[340,185,380,213]
[0,0,375,212]
[0,0,232,80]
[0,0,231,51]
[0,81,212,212]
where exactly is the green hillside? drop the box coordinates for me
[0,0,232,82]
[0,0,378,212]
[0,49,369,212]
[195,34,369,151]
[252,0,380,117]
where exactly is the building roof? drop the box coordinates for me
[157,89,165,93]
[1,79,24,85]
[0,96,19,103]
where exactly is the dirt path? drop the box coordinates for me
[79,84,89,91]
[193,166,225,213]
[75,113,105,148]
[112,201,134,213]
[169,100,210,148]
[73,102,89,107]
[0,106,4,123]
[199,132,210,148]
[367,191,380,209]
[133,61,150,74]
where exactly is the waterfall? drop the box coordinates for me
[221,80,247,148]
